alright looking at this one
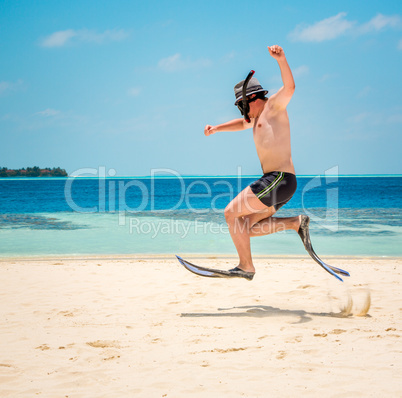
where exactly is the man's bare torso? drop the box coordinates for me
[253,98,295,175]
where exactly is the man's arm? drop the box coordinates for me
[204,118,253,136]
[267,45,295,109]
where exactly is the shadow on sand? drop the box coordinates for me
[181,305,353,324]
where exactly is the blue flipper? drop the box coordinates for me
[321,259,350,277]
[298,215,349,282]
[306,246,345,282]
[176,255,254,280]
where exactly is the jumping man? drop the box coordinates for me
[204,44,310,280]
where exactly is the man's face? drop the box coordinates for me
[236,94,257,114]
[237,94,261,118]
[247,94,259,118]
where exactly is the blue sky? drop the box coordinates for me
[1,0,401,176]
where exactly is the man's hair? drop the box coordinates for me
[253,91,267,101]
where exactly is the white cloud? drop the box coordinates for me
[398,38,402,50]
[348,112,370,124]
[289,12,401,43]
[348,109,402,125]
[1,114,12,121]
[289,12,355,42]
[40,29,129,48]
[79,29,129,43]
[127,87,141,97]
[357,86,372,98]
[158,53,182,71]
[221,51,236,63]
[0,81,11,95]
[358,14,401,34]
[347,111,384,125]
[158,53,212,72]
[0,79,23,95]
[35,108,61,117]
[293,65,309,78]
[387,114,402,124]
[319,73,338,82]
[40,30,77,47]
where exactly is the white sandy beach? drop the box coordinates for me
[0,256,401,397]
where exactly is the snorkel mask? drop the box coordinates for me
[239,70,255,123]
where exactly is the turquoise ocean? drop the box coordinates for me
[0,175,401,258]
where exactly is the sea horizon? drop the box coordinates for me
[0,173,401,180]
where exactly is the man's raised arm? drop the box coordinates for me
[204,118,253,136]
[268,45,295,109]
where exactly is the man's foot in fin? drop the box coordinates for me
[228,267,255,281]
[298,215,312,251]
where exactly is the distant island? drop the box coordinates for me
[0,166,68,177]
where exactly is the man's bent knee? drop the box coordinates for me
[224,205,235,223]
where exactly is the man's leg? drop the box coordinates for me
[225,186,301,273]
[246,211,301,237]
[224,187,269,273]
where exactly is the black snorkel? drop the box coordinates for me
[242,70,255,123]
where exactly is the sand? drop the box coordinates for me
[0,255,401,397]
